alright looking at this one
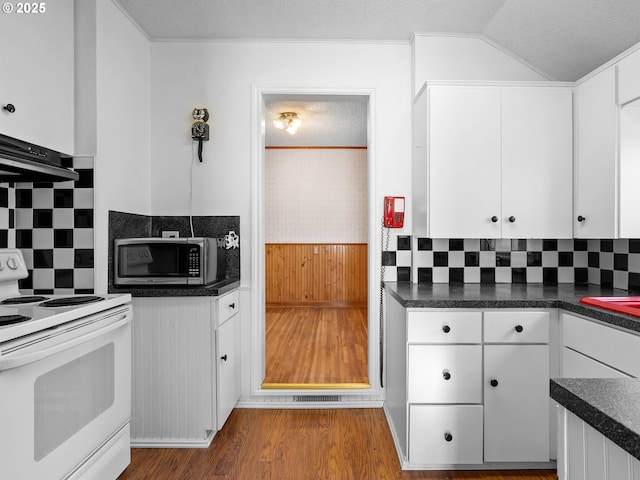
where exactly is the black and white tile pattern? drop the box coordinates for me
[382,235,640,291]
[0,157,95,294]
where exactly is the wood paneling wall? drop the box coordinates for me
[265,243,368,306]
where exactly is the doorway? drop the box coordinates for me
[261,93,370,389]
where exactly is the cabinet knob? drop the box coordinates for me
[490,379,499,387]
[229,303,235,309]
[442,325,451,333]
[515,325,524,333]
[491,216,498,223]
[442,369,451,380]
[577,215,586,222]
[444,432,453,442]
[508,216,516,223]
[221,354,228,361]
[3,104,15,113]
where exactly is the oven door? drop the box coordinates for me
[0,306,132,480]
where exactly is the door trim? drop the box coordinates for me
[250,85,381,398]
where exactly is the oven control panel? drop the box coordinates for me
[0,249,28,281]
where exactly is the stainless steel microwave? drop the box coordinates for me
[114,237,225,286]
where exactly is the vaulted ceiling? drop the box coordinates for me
[117,0,640,82]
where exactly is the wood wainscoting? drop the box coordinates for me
[265,243,367,306]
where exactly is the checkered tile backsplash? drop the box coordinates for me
[383,236,640,291]
[0,157,94,294]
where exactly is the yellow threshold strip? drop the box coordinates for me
[261,382,371,390]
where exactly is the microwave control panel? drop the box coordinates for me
[188,245,201,277]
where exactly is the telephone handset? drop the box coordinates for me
[191,108,210,162]
[383,196,405,228]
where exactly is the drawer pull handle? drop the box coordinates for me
[515,325,524,333]
[442,369,451,380]
[444,432,453,442]
[221,354,228,361]
[229,303,235,309]
[508,216,516,223]
[577,215,586,222]
[490,379,499,387]
[442,325,451,333]
[491,216,498,223]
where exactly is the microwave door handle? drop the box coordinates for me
[0,312,131,372]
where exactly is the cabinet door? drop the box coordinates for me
[501,87,573,238]
[428,86,502,238]
[216,313,240,430]
[484,344,549,462]
[618,49,640,105]
[574,67,618,238]
[0,0,74,153]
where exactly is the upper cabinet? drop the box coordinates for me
[617,48,640,106]
[574,67,618,238]
[0,0,74,154]
[413,82,573,239]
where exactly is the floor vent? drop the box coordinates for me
[293,395,340,403]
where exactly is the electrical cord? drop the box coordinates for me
[189,141,196,238]
[379,218,390,388]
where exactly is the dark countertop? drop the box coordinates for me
[384,282,640,333]
[551,378,640,461]
[110,278,240,297]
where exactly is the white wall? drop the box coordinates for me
[149,41,413,285]
[412,35,548,96]
[93,0,151,292]
[265,148,368,243]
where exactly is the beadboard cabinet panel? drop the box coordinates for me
[265,243,367,306]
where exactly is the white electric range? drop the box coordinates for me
[0,248,133,480]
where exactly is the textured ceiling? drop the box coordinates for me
[264,95,368,147]
[116,0,640,81]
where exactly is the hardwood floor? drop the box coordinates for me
[263,306,369,387]
[119,408,557,480]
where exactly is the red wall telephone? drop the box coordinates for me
[383,196,405,228]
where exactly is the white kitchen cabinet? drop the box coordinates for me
[409,405,483,465]
[215,290,241,431]
[385,300,554,469]
[483,311,550,463]
[574,67,619,238]
[0,0,74,154]
[484,344,549,462]
[617,48,640,106]
[559,407,640,480]
[413,82,573,239]
[562,312,640,378]
[130,291,240,447]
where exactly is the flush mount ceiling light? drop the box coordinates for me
[273,112,302,135]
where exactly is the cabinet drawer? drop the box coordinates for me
[409,405,483,465]
[408,345,482,403]
[484,311,549,343]
[216,290,239,327]
[563,313,640,377]
[407,311,482,343]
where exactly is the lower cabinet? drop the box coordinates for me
[559,406,640,480]
[130,291,240,447]
[484,344,549,462]
[385,298,553,469]
[409,405,483,465]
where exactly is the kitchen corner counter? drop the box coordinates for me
[551,378,640,461]
[384,282,640,333]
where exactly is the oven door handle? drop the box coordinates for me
[0,312,131,371]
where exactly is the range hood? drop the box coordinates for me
[0,133,79,183]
